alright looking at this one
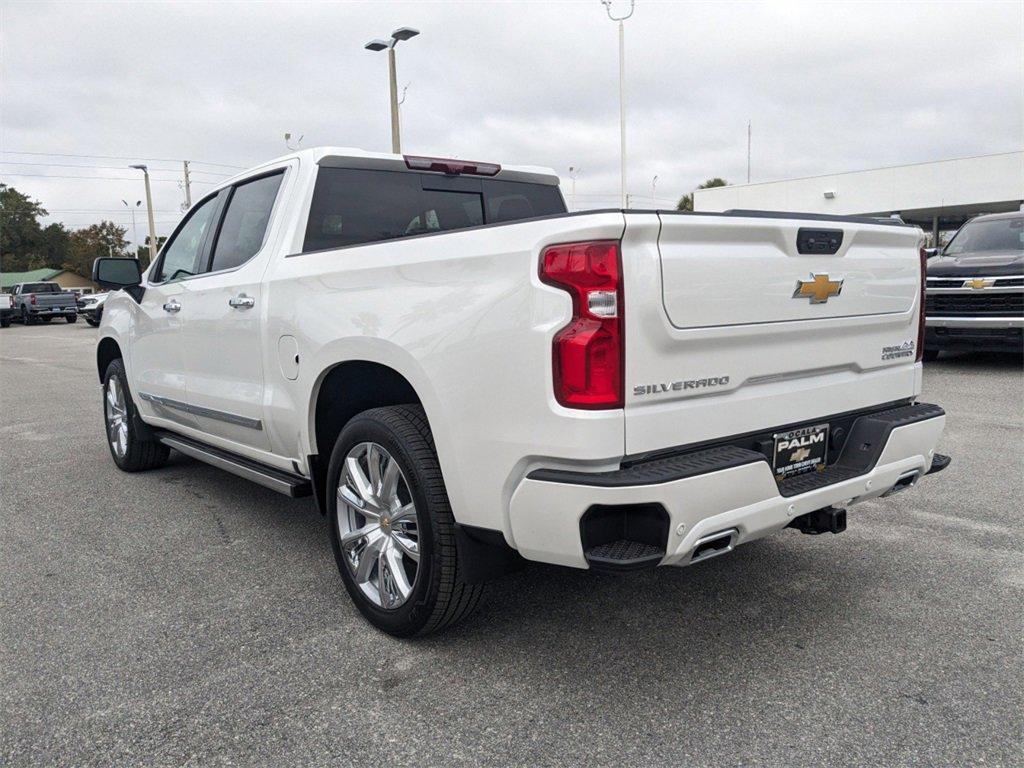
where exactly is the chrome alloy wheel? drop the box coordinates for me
[104,376,129,459]
[336,442,420,610]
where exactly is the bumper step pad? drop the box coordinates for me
[585,539,665,570]
[529,403,946,498]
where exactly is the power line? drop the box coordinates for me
[0,160,229,176]
[0,150,245,170]
[0,172,216,183]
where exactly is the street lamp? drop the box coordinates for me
[129,164,158,262]
[568,166,582,211]
[601,0,635,208]
[365,27,420,154]
[122,199,141,254]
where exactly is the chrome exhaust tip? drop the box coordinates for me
[690,528,739,564]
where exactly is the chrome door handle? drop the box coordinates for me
[228,294,255,310]
[162,300,181,313]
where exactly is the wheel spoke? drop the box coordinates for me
[392,532,419,563]
[381,544,412,605]
[367,444,383,495]
[379,455,401,508]
[345,456,375,505]
[340,522,379,548]
[390,502,416,523]
[353,530,386,584]
[337,483,379,519]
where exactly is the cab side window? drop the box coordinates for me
[209,172,284,272]
[155,195,220,283]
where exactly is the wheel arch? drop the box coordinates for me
[97,336,123,382]
[307,358,433,515]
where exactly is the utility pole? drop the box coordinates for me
[747,120,751,183]
[182,160,192,208]
[652,174,658,205]
[122,200,141,254]
[602,0,635,209]
[366,28,420,154]
[130,165,158,262]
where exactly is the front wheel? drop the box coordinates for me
[66,314,77,324]
[86,317,100,327]
[327,405,484,637]
[103,358,169,472]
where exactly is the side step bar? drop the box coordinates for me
[155,431,312,498]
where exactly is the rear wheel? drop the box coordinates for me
[22,308,36,325]
[0,315,9,328]
[327,405,484,637]
[103,358,169,472]
[66,314,77,324]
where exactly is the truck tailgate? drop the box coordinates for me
[622,212,924,456]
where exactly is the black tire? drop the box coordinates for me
[922,348,940,362]
[22,308,37,325]
[327,405,484,637]
[86,317,100,327]
[102,358,169,472]
[40,316,53,323]
[0,316,9,328]
[66,314,77,324]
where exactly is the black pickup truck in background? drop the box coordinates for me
[924,211,1024,359]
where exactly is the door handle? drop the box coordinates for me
[162,300,181,313]
[228,294,255,310]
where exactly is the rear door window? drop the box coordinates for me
[209,172,284,272]
[303,168,565,252]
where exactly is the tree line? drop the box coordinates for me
[0,184,165,277]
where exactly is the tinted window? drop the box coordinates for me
[210,173,284,272]
[23,283,59,292]
[485,180,565,223]
[303,168,565,252]
[157,195,219,282]
[945,216,1024,255]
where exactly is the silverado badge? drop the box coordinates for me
[793,273,843,304]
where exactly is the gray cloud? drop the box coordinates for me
[2,0,1021,242]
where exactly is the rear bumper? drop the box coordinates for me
[508,403,947,569]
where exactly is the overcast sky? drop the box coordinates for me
[2,0,1022,244]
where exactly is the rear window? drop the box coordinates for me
[22,283,59,293]
[303,168,565,252]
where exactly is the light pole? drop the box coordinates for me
[602,0,635,208]
[365,27,420,154]
[568,166,581,211]
[129,165,158,262]
[122,199,141,254]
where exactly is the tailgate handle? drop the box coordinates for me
[797,228,843,255]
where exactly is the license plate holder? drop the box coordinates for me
[773,423,829,478]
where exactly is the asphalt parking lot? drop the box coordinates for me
[1,321,1021,767]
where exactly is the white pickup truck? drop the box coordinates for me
[93,147,950,637]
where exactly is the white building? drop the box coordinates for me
[694,151,1024,244]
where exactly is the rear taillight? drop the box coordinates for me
[916,246,927,362]
[29,294,37,305]
[540,240,623,409]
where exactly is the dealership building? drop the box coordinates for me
[694,151,1024,245]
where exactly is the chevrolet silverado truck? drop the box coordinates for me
[92,147,950,637]
[10,282,78,324]
[924,211,1023,359]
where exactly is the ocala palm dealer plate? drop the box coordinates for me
[773,423,829,478]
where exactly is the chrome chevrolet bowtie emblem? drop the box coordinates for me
[790,447,811,462]
[793,273,843,304]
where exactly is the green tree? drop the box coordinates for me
[677,177,729,211]
[0,184,48,271]
[136,235,167,269]
[65,221,130,277]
